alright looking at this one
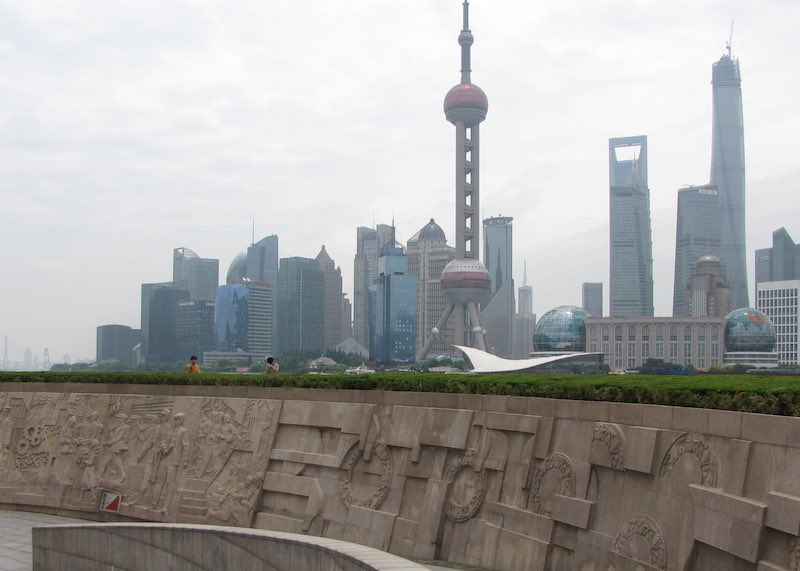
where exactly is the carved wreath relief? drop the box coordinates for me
[610,515,667,570]
[338,438,393,510]
[592,423,626,471]
[658,432,718,487]
[528,452,576,516]
[444,448,486,523]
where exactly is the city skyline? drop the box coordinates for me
[2,1,799,361]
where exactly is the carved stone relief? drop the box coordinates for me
[658,432,718,488]
[444,448,486,523]
[788,535,800,571]
[610,515,667,570]
[592,423,626,471]
[527,452,576,516]
[339,438,393,510]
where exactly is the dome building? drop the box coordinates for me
[533,306,589,353]
[723,307,778,368]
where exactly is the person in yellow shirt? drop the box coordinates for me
[184,355,201,374]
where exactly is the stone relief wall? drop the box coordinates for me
[1,386,800,570]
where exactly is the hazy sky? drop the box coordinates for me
[2,0,798,364]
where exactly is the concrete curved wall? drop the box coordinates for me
[32,523,428,570]
[1,382,800,570]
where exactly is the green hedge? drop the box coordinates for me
[2,371,800,416]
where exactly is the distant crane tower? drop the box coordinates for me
[42,348,51,371]
[726,21,734,56]
[2,336,8,370]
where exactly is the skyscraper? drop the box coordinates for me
[672,184,720,316]
[246,235,278,284]
[419,0,491,359]
[513,266,536,359]
[140,280,188,364]
[756,280,799,365]
[353,224,395,349]
[278,257,324,355]
[483,216,513,297]
[173,247,219,302]
[407,219,456,358]
[582,282,603,317]
[481,215,514,356]
[316,245,343,350]
[686,256,731,317]
[710,47,748,309]
[609,135,653,318]
[369,247,417,363]
[97,324,140,367]
[176,300,216,360]
[755,227,800,287]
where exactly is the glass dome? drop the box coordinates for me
[724,308,776,352]
[533,305,588,352]
[226,252,247,284]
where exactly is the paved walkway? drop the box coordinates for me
[0,509,471,571]
[0,510,90,571]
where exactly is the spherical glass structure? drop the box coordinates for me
[226,252,247,284]
[533,305,588,352]
[724,308,776,352]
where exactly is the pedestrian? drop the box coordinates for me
[184,355,201,374]
[266,357,279,374]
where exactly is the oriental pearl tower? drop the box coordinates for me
[419,0,490,359]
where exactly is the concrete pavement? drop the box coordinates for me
[0,509,470,571]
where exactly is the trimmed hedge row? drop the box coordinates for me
[2,371,800,416]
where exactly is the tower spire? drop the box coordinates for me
[460,1,473,83]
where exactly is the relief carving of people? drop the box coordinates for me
[0,406,14,468]
[53,415,78,484]
[206,471,264,526]
[97,414,132,484]
[130,408,172,508]
[74,411,104,499]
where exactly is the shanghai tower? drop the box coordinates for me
[710,46,748,309]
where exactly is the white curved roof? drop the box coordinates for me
[454,345,594,373]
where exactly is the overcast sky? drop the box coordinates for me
[2,0,798,364]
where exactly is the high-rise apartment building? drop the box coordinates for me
[755,228,800,287]
[213,281,273,359]
[173,247,219,302]
[214,284,250,352]
[316,245,343,350]
[686,256,731,317]
[513,264,535,359]
[609,136,653,317]
[140,281,189,364]
[710,49,748,309]
[407,219,456,358]
[176,300,216,360]
[341,294,353,342]
[756,280,799,365]
[369,248,417,363]
[278,257,324,355]
[672,184,720,316]
[97,324,140,367]
[582,282,603,317]
[353,224,395,349]
[481,216,514,356]
[483,216,513,297]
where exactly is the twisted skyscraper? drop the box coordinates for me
[711,46,748,309]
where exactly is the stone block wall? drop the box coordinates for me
[2,382,800,570]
